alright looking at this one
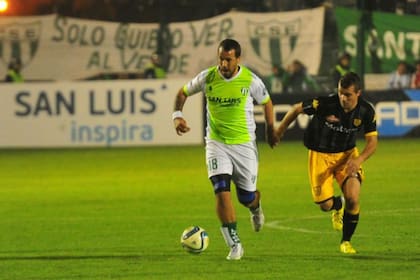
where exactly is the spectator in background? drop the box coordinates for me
[282,60,320,94]
[144,53,166,79]
[411,60,420,89]
[265,64,285,94]
[388,61,411,89]
[332,52,353,88]
[5,58,24,83]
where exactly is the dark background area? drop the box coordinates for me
[1,0,418,85]
[2,0,419,22]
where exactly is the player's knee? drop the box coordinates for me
[344,174,362,186]
[319,204,330,212]
[345,198,359,212]
[236,188,256,206]
[210,174,231,194]
[318,199,333,212]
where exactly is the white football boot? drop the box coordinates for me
[250,204,265,232]
[226,243,244,260]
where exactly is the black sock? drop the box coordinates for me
[342,211,359,242]
[331,196,343,211]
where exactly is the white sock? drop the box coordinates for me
[220,226,240,247]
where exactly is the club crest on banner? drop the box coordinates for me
[0,22,41,69]
[247,19,300,67]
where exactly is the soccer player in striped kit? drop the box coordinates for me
[276,72,378,254]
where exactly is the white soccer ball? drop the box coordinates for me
[180,226,209,254]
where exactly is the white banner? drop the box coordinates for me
[0,79,203,148]
[0,8,324,80]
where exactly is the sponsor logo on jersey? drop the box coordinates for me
[326,115,340,123]
[324,122,359,134]
[207,96,241,107]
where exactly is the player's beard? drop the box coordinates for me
[220,68,232,79]
[220,66,239,79]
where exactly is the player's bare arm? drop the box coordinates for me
[346,134,378,176]
[263,99,279,148]
[275,102,304,139]
[173,88,191,136]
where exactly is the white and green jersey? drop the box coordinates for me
[183,65,270,144]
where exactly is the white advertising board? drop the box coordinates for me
[0,79,203,148]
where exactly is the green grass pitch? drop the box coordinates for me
[0,139,419,279]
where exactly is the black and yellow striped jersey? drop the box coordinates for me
[302,94,377,153]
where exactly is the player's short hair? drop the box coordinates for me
[339,71,362,92]
[218,39,241,58]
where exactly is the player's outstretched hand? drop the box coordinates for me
[267,126,279,148]
[275,125,286,140]
[174,118,191,136]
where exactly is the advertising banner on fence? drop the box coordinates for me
[335,7,420,74]
[1,81,419,148]
[0,7,324,80]
[255,90,420,141]
[0,79,202,148]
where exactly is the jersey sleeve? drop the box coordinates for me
[250,73,270,105]
[363,102,378,136]
[183,69,208,96]
[302,98,320,115]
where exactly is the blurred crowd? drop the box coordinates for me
[264,54,420,94]
[3,0,420,22]
[2,0,420,92]
[388,60,420,89]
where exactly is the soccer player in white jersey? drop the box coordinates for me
[172,39,278,260]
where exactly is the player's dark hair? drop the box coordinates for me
[339,71,362,92]
[218,39,241,57]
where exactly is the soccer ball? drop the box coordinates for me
[180,226,209,254]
